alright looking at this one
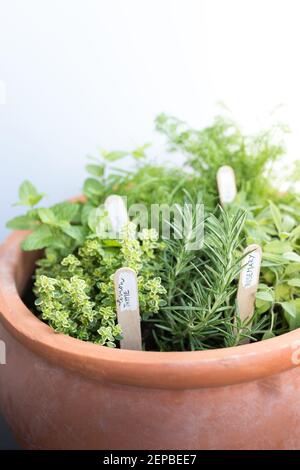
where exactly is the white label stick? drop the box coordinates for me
[237,244,262,323]
[114,267,142,350]
[104,195,128,234]
[216,165,237,205]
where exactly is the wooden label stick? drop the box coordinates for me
[104,195,128,235]
[237,244,262,324]
[114,267,142,350]
[216,165,237,206]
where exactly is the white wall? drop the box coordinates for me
[1,0,299,240]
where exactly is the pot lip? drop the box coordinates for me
[1,231,300,390]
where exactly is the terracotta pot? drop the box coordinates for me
[1,231,300,450]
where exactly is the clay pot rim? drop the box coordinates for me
[0,231,299,390]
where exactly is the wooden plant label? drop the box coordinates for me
[104,195,128,234]
[114,267,142,350]
[237,244,262,323]
[216,165,237,206]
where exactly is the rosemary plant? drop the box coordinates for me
[152,208,268,350]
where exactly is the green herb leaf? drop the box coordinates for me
[283,252,300,262]
[262,331,275,340]
[264,241,293,254]
[132,143,151,160]
[101,150,128,162]
[256,291,274,302]
[52,202,80,222]
[269,201,282,233]
[83,178,103,199]
[282,214,296,232]
[38,208,57,225]
[16,180,44,207]
[85,164,105,177]
[282,300,300,330]
[88,207,109,236]
[61,225,87,243]
[21,225,54,251]
[6,214,39,230]
[285,263,300,276]
[81,203,95,225]
[287,279,300,288]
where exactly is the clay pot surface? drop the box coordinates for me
[1,231,300,450]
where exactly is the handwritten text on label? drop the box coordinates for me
[241,250,261,289]
[116,271,138,312]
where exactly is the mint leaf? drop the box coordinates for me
[61,225,87,243]
[6,215,39,230]
[101,150,128,162]
[81,203,95,225]
[85,164,104,177]
[52,202,80,222]
[88,207,105,232]
[21,225,54,251]
[17,180,44,207]
[132,143,151,160]
[38,208,57,225]
[83,178,103,199]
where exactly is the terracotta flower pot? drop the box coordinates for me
[1,231,300,450]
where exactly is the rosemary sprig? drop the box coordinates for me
[152,208,264,350]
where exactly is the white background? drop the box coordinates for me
[0,0,299,240]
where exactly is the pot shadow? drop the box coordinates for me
[0,414,20,450]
